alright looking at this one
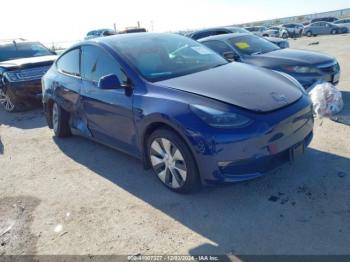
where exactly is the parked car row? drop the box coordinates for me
[0,30,341,193]
[244,16,350,38]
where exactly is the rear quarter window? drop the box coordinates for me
[56,49,80,77]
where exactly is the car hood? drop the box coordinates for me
[245,48,334,67]
[157,63,302,113]
[0,55,57,70]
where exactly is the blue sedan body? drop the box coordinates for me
[42,33,314,189]
[199,33,340,89]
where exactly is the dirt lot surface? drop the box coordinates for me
[0,34,350,256]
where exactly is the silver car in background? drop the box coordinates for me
[334,18,350,30]
[266,26,289,38]
[303,22,348,36]
[282,23,304,37]
[244,26,269,37]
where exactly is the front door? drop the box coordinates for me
[80,45,136,154]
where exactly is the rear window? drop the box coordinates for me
[0,42,53,62]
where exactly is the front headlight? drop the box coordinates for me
[284,66,319,74]
[190,104,253,129]
[3,71,19,82]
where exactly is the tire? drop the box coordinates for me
[282,33,288,39]
[0,89,26,112]
[147,128,200,193]
[306,31,312,37]
[52,102,71,137]
[331,29,337,35]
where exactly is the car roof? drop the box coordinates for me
[197,33,252,42]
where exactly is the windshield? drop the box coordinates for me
[228,35,280,55]
[110,34,227,82]
[0,42,53,62]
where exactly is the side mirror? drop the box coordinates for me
[98,74,122,90]
[223,52,240,62]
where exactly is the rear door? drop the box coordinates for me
[80,45,136,154]
[311,22,322,34]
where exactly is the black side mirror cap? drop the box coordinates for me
[98,74,122,90]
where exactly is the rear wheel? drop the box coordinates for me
[331,29,337,35]
[282,32,288,39]
[52,102,71,137]
[147,128,200,193]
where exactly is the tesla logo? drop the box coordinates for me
[271,92,288,104]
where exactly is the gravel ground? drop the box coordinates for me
[0,34,349,256]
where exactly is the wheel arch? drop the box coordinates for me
[140,120,199,175]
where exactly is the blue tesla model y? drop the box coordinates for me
[42,33,314,193]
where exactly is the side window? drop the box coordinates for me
[56,49,80,77]
[202,40,232,56]
[81,45,127,85]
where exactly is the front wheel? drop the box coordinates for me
[52,102,71,137]
[147,128,200,193]
[0,89,25,112]
[331,29,337,35]
[306,31,312,37]
[282,33,288,39]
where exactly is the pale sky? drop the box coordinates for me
[1,0,349,45]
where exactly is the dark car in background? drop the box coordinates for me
[199,33,340,89]
[42,33,313,193]
[0,39,56,112]
[119,27,147,34]
[303,22,348,36]
[188,27,289,49]
[187,26,250,40]
[310,17,339,23]
[84,29,116,40]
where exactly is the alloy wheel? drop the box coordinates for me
[0,89,15,112]
[150,138,187,189]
